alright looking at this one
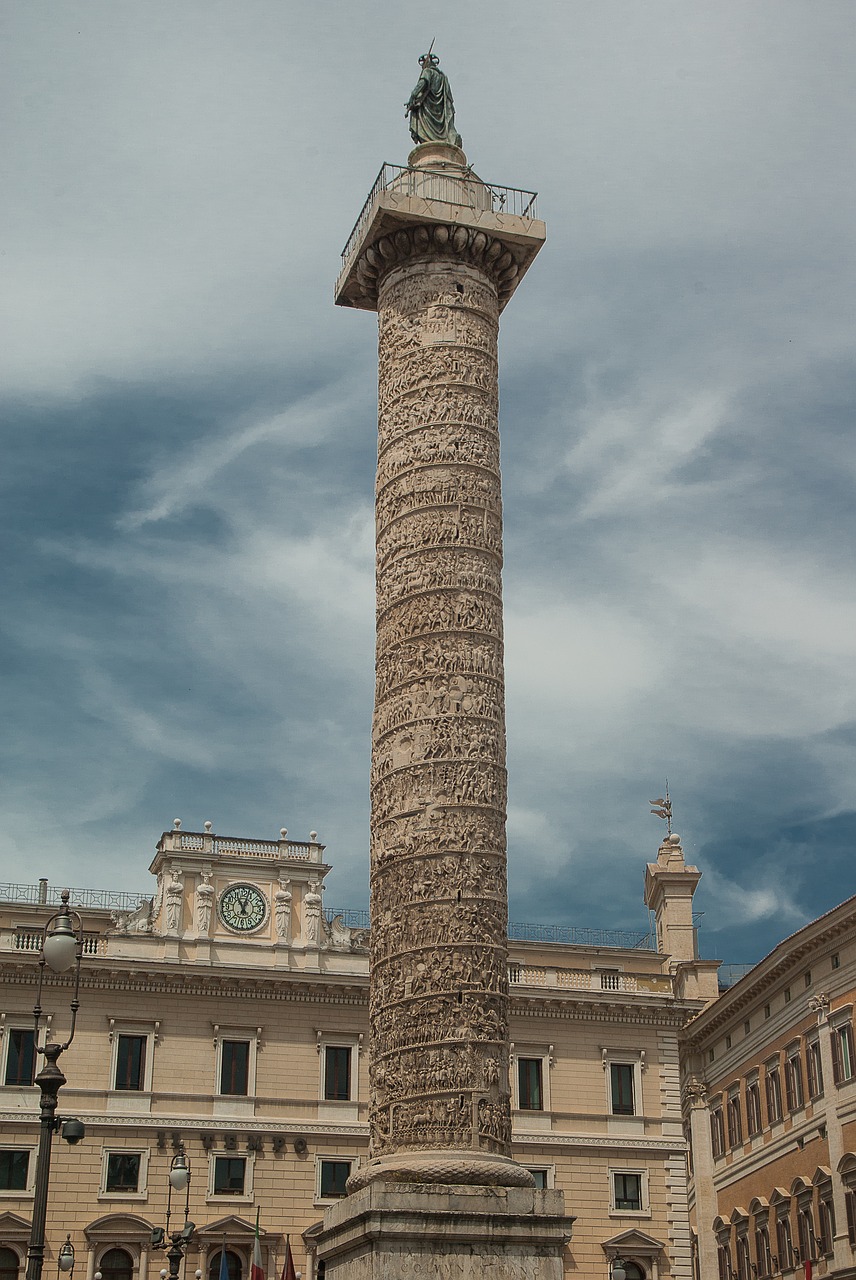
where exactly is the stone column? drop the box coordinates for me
[320,141,574,1280]
[338,142,545,1190]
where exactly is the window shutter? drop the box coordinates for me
[831,1028,842,1084]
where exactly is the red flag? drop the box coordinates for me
[805,1261,812,1280]
[251,1209,265,1280]
[281,1237,297,1280]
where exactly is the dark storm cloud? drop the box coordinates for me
[2,0,855,960]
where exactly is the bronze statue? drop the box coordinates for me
[405,49,462,149]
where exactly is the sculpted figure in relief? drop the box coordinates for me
[165,868,183,933]
[195,872,214,935]
[274,880,292,942]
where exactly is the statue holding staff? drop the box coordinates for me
[405,46,462,149]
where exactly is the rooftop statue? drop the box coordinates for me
[405,49,463,149]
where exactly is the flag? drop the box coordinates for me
[805,1261,812,1280]
[251,1208,265,1280]
[281,1236,297,1280]
[218,1243,229,1280]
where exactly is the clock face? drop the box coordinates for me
[218,883,268,933]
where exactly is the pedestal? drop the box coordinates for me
[317,1183,575,1280]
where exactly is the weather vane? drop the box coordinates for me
[650,781,672,835]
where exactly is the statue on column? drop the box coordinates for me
[405,49,462,148]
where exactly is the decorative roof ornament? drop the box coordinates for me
[650,782,673,836]
[405,43,463,149]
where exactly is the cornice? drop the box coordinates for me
[510,993,699,1029]
[684,909,856,1045]
[0,1111,369,1138]
[511,1131,687,1154]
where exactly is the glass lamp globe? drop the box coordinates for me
[58,1241,75,1272]
[43,918,78,972]
[169,1154,190,1190]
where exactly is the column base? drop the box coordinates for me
[347,1150,533,1191]
[317,1182,575,1280]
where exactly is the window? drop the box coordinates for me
[219,1041,250,1096]
[209,1254,241,1280]
[754,1223,772,1278]
[776,1214,794,1271]
[610,1063,635,1115]
[611,1171,644,1212]
[784,1050,804,1111]
[0,1150,29,1192]
[833,953,841,970]
[115,1035,147,1091]
[765,1064,782,1123]
[736,1235,750,1280]
[832,1019,855,1084]
[726,1035,732,1050]
[4,1030,36,1087]
[807,1039,823,1098]
[797,1206,815,1262]
[784,987,792,1004]
[746,1079,762,1136]
[108,1024,156,1098]
[99,1250,132,1280]
[324,1046,352,1101]
[0,1248,20,1280]
[805,972,812,988]
[839,1182,854,1244]
[727,1091,743,1147]
[518,1058,543,1111]
[104,1152,142,1194]
[318,1159,351,1199]
[818,1196,835,1255]
[710,1104,725,1159]
[717,1243,732,1280]
[213,1156,246,1195]
[527,1168,552,1189]
[764,1004,771,1020]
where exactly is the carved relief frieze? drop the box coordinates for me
[369,253,512,1164]
[376,635,505,690]
[377,506,504,570]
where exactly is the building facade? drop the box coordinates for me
[681,895,856,1280]
[0,825,716,1280]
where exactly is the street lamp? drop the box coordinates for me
[611,1256,627,1280]
[150,1148,196,1280]
[26,890,86,1280]
[57,1238,75,1277]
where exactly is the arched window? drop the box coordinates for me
[0,1248,20,1280]
[209,1251,242,1280]
[623,1264,645,1280]
[99,1249,133,1280]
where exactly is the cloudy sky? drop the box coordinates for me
[2,0,855,967]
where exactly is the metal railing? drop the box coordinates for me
[341,162,539,266]
[718,963,755,989]
[508,922,656,950]
[0,882,150,911]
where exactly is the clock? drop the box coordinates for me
[218,883,268,933]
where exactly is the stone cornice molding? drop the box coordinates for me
[353,222,524,310]
[511,1131,686,1153]
[510,995,698,1028]
[683,899,856,1044]
[0,1111,369,1137]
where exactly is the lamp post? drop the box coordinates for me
[151,1149,196,1280]
[611,1256,627,1280]
[26,890,86,1280]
